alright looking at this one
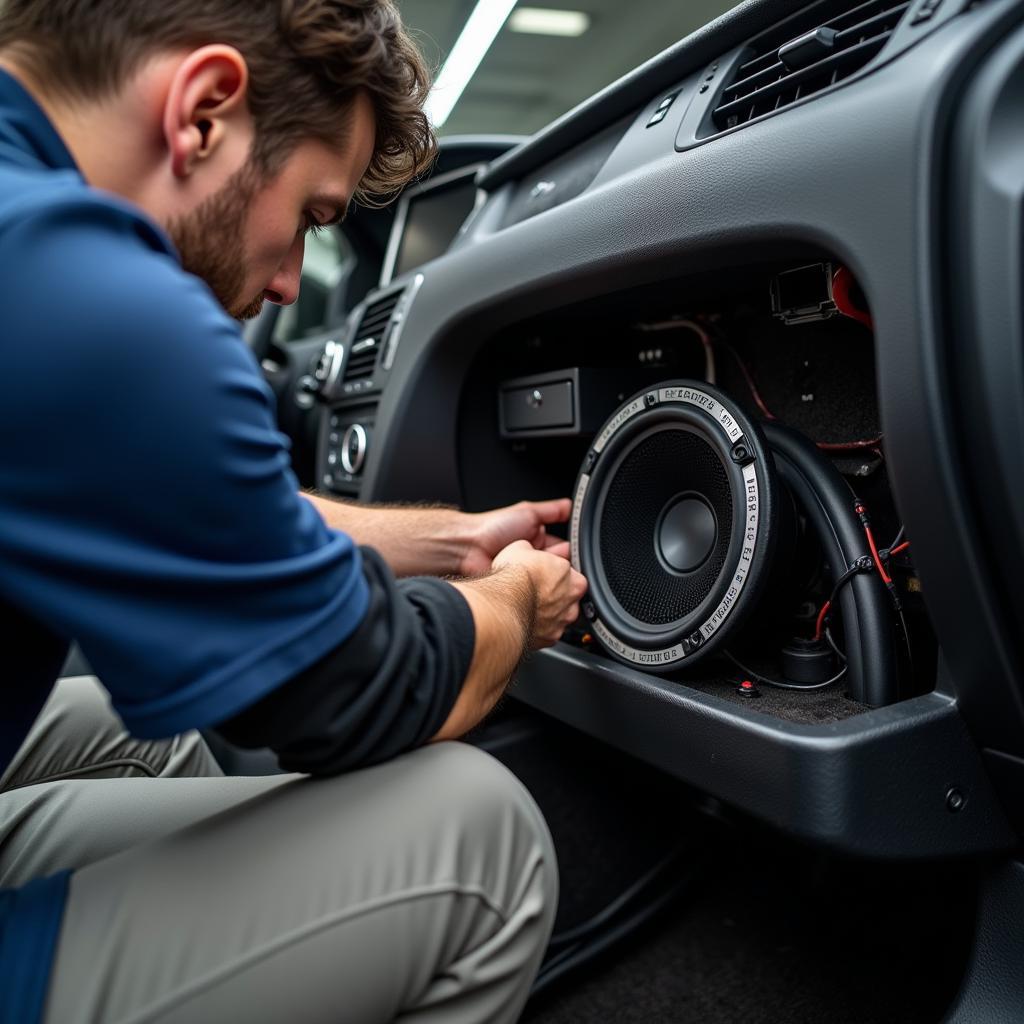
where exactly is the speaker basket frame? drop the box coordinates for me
[570,381,778,671]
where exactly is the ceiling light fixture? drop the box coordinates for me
[508,7,591,36]
[425,0,519,129]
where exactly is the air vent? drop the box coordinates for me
[342,290,403,388]
[711,0,910,133]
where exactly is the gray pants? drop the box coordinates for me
[0,677,557,1023]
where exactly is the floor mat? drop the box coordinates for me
[522,835,976,1024]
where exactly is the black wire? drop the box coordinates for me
[824,626,847,663]
[724,650,847,691]
[746,561,869,688]
[824,549,915,696]
[532,884,684,997]
[827,563,867,614]
[547,846,684,951]
[815,560,873,657]
[898,607,915,683]
[877,526,913,687]
[531,862,703,1000]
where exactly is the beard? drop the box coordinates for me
[167,162,266,321]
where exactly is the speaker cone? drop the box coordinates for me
[570,380,780,670]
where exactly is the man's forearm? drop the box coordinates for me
[430,568,534,741]
[304,492,470,577]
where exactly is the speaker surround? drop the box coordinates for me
[570,381,780,671]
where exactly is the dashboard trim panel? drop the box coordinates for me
[511,645,1015,858]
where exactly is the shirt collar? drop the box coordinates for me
[0,67,79,173]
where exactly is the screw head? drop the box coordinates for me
[945,788,966,813]
[730,441,754,465]
[582,601,596,621]
[645,392,658,408]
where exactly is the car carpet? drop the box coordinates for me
[521,835,976,1024]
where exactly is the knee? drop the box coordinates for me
[41,675,120,734]
[408,743,559,923]
[414,742,552,844]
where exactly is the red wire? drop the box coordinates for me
[832,266,874,331]
[815,437,884,452]
[815,516,908,643]
[730,348,776,420]
[814,600,831,641]
[720,338,883,452]
[860,520,892,585]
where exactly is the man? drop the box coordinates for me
[0,1,587,1021]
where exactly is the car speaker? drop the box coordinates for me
[570,380,781,671]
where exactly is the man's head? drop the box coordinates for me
[0,0,436,317]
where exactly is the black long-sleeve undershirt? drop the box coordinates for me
[212,547,475,775]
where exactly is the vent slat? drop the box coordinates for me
[736,49,787,79]
[342,291,403,384]
[833,3,909,43]
[714,34,887,125]
[355,312,395,336]
[722,2,906,105]
[827,0,903,31]
[742,0,898,60]
[722,61,790,104]
[720,29,886,105]
[710,0,907,135]
[738,0,858,67]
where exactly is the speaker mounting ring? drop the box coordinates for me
[570,381,778,672]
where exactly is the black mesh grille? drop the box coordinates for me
[597,429,733,626]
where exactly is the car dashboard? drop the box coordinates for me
[304,0,1024,861]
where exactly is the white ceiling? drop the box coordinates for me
[399,0,741,137]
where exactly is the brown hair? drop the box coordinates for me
[0,0,436,202]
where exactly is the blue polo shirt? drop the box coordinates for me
[0,69,369,1023]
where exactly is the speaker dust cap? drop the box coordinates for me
[570,380,779,671]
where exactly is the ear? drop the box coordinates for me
[162,45,249,179]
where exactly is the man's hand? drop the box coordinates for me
[304,493,574,579]
[460,499,573,577]
[435,540,588,741]
[491,539,588,649]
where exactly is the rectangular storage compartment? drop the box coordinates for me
[498,367,649,439]
[500,374,575,433]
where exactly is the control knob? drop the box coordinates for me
[340,423,369,475]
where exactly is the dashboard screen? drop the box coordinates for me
[384,169,479,285]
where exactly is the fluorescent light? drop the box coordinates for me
[508,7,590,36]
[425,0,518,129]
